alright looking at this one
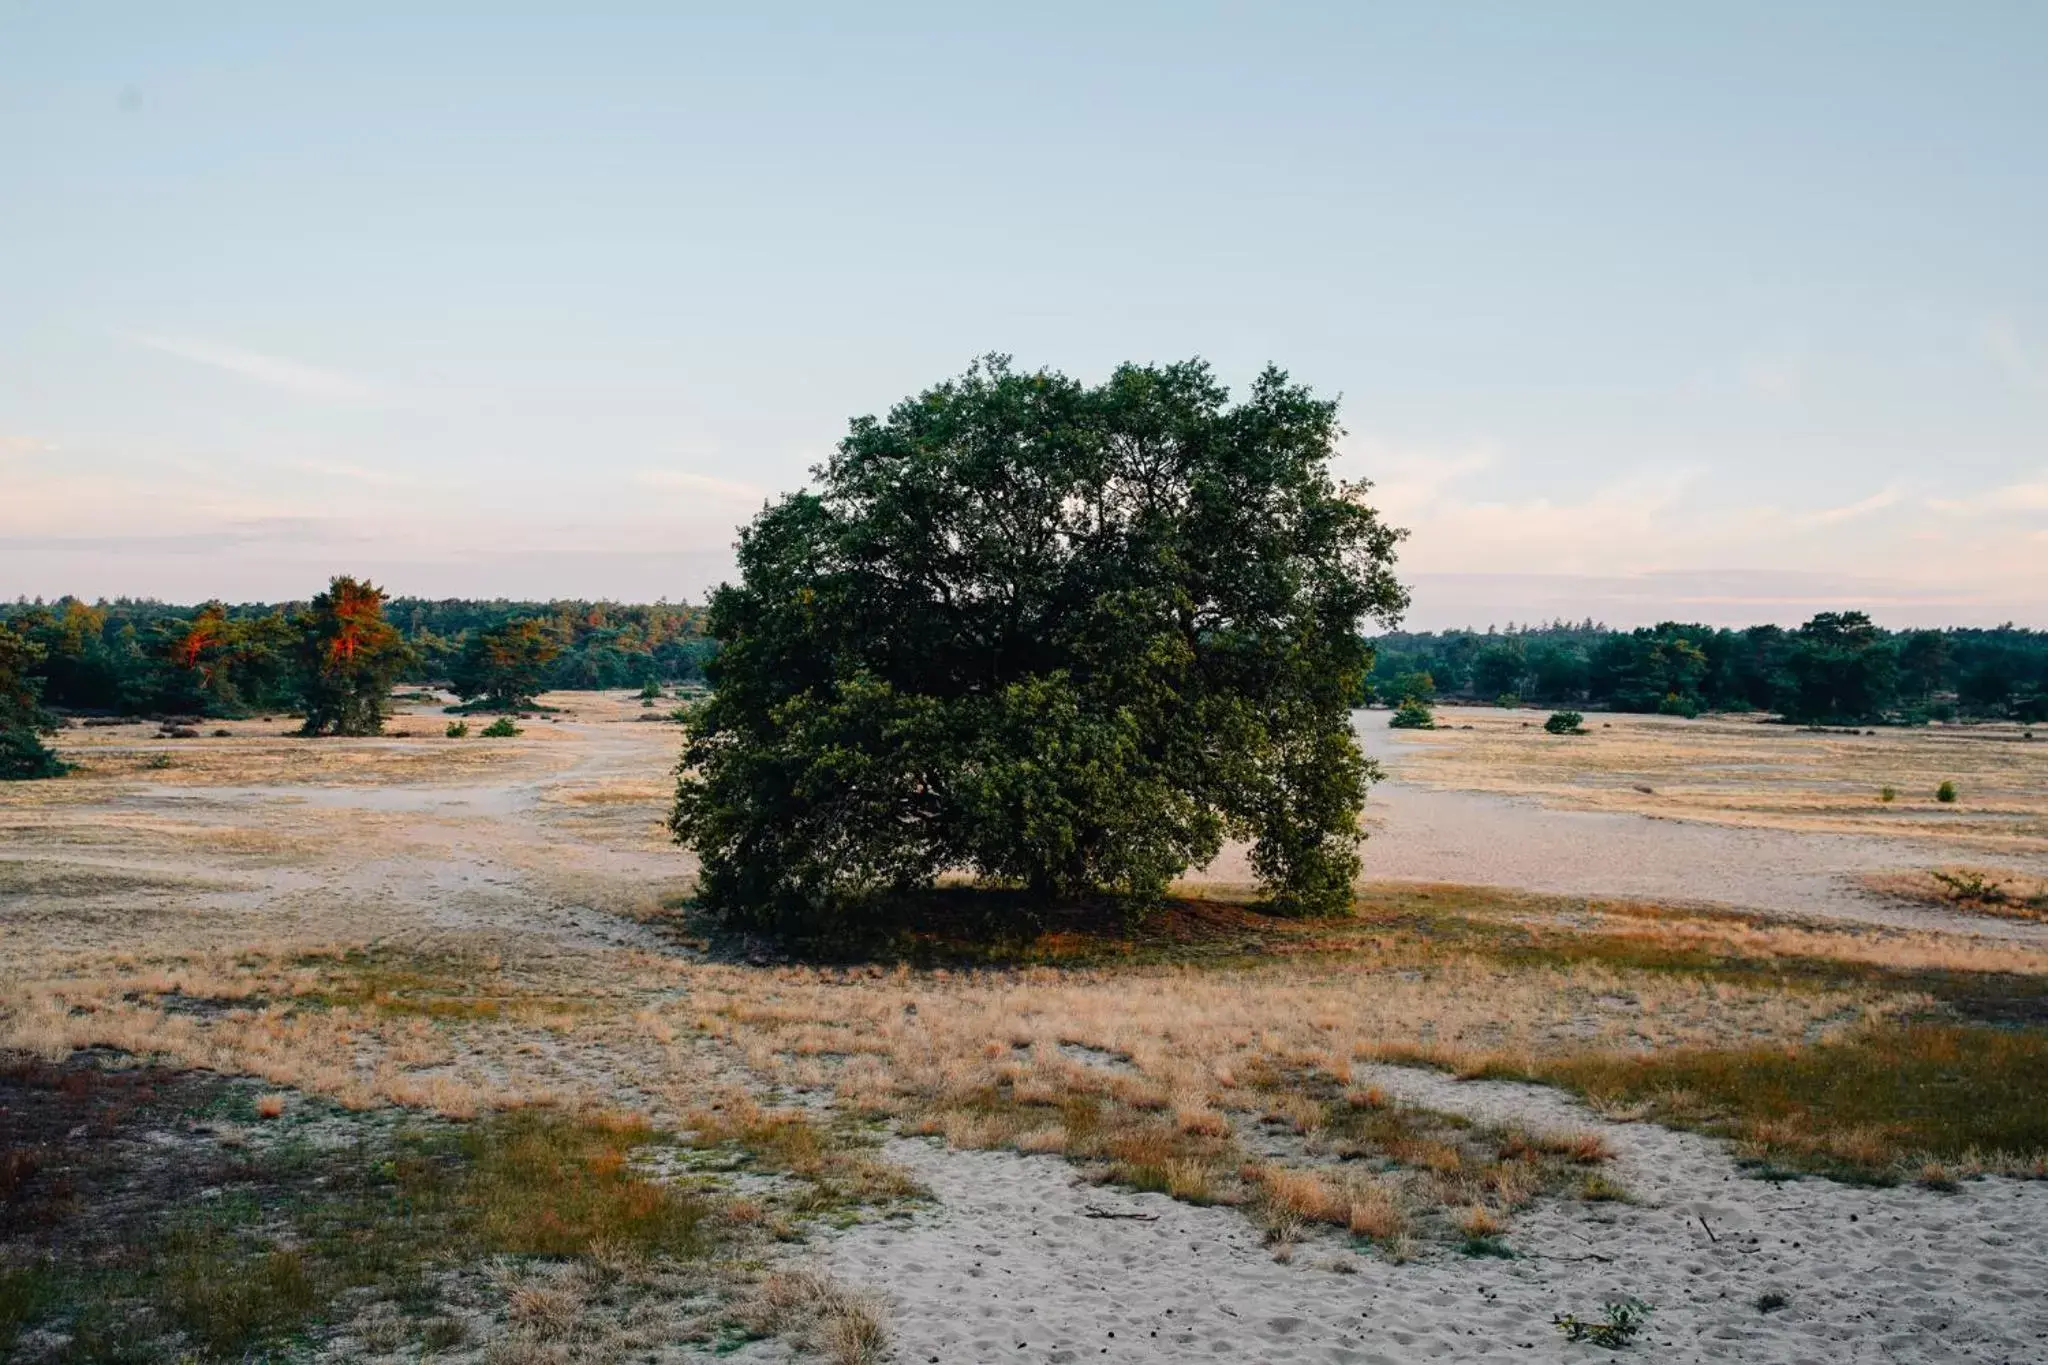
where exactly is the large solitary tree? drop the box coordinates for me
[671,357,1408,927]
[294,576,410,736]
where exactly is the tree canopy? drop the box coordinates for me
[1367,617,2048,725]
[671,357,1409,926]
[295,577,411,736]
[450,618,563,710]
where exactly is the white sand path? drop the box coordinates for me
[827,1067,2048,1363]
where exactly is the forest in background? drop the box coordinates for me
[5,594,2046,729]
[0,595,712,719]
[1367,613,2048,725]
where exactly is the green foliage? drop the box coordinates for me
[1554,1298,1651,1348]
[294,577,411,736]
[1388,698,1436,730]
[445,720,470,738]
[1928,869,2007,904]
[158,602,299,716]
[449,617,562,710]
[0,622,66,780]
[640,678,665,700]
[1656,691,1700,718]
[1879,785,1896,802]
[479,716,520,738]
[1391,669,1435,702]
[1936,779,1958,804]
[0,594,713,723]
[400,597,711,689]
[1780,611,1897,724]
[1470,640,1525,697]
[1368,617,2048,723]
[0,726,66,780]
[1544,710,1584,735]
[673,357,1408,927]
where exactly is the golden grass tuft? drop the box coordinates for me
[1346,1184,1407,1241]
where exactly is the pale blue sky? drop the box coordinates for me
[4,3,2045,625]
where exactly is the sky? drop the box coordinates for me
[3,3,2045,628]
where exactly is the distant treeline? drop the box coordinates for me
[0,593,712,718]
[1366,613,2046,725]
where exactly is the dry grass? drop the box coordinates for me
[1384,705,2048,853]
[1864,867,2048,923]
[737,1270,891,1365]
[6,683,2044,1311]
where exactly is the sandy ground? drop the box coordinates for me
[8,695,2048,1362]
[829,1069,2048,1363]
[1170,711,2048,944]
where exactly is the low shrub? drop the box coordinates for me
[1544,711,1585,735]
[1936,780,1957,804]
[1555,1298,1651,1348]
[1388,699,1436,730]
[445,721,470,739]
[480,717,520,738]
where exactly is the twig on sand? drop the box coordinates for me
[1699,1215,1719,1243]
[1082,1204,1159,1221]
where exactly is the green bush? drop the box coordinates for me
[1544,711,1585,735]
[1494,692,1520,709]
[1656,693,1700,719]
[445,720,470,739]
[1936,780,1957,804]
[1,727,68,780]
[480,717,520,738]
[1878,786,1896,802]
[1389,699,1437,730]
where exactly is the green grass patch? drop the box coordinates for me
[1508,1023,2048,1181]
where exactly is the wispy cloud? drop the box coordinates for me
[1927,472,2048,516]
[0,434,57,459]
[633,468,766,501]
[294,458,455,490]
[119,331,373,399]
[1796,485,1901,526]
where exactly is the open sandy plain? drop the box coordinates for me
[4,696,2046,1362]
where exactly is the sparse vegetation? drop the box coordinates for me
[1554,1297,1651,1348]
[8,680,2048,1358]
[1544,710,1585,735]
[0,1054,913,1364]
[1936,779,1958,803]
[445,719,470,738]
[480,715,521,738]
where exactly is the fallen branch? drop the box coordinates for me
[1082,1204,1159,1221]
